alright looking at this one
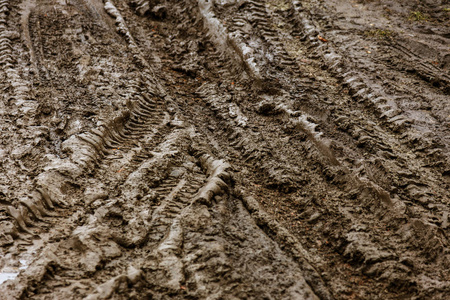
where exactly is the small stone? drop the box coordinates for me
[308,212,321,223]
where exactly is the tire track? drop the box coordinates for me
[1,0,449,298]
[185,0,450,297]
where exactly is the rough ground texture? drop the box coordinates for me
[0,0,449,299]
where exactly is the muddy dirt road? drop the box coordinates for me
[0,0,449,299]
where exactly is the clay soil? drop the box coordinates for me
[0,0,449,299]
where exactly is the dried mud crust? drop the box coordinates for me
[0,0,449,299]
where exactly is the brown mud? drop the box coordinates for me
[0,0,449,299]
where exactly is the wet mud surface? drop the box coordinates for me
[0,0,449,299]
